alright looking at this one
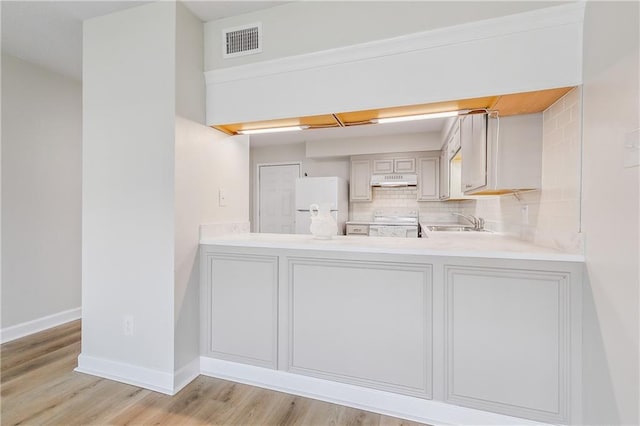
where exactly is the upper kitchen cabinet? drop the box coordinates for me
[460,112,543,195]
[417,156,439,201]
[372,159,394,174]
[350,159,372,202]
[394,158,416,174]
[460,114,488,193]
[373,157,416,174]
[439,148,450,200]
[439,119,460,201]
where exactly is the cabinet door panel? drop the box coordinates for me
[417,157,439,201]
[350,160,372,201]
[394,158,416,173]
[373,159,394,174]
[460,114,487,193]
[439,149,450,200]
[445,265,569,423]
[288,258,432,398]
[205,253,278,368]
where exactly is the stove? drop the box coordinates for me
[368,211,419,238]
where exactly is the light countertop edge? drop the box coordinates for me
[199,233,585,263]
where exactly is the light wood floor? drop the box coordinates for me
[1,320,425,425]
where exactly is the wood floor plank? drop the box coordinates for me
[336,406,382,426]
[1,321,80,374]
[379,415,427,426]
[0,321,428,426]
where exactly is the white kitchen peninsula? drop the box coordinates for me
[199,233,583,425]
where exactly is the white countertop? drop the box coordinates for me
[346,221,418,226]
[200,232,585,262]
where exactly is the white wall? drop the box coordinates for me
[1,55,81,330]
[205,3,584,126]
[581,2,639,425]
[82,1,177,376]
[205,1,560,71]
[250,143,349,232]
[173,2,205,375]
[174,3,249,369]
[174,118,249,372]
[81,2,250,391]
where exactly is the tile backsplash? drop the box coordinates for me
[350,187,475,223]
[472,87,583,252]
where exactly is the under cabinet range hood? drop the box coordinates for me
[371,174,418,187]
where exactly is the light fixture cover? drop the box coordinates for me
[374,110,460,124]
[237,125,309,135]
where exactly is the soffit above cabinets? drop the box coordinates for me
[212,86,575,136]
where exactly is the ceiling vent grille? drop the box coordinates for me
[223,23,262,58]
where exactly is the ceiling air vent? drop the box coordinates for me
[223,23,262,58]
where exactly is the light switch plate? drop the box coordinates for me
[624,129,639,168]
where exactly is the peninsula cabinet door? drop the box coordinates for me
[203,253,278,369]
[288,257,432,398]
[444,265,571,424]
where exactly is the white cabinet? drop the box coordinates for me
[439,149,450,200]
[448,119,461,155]
[288,257,432,398]
[417,157,439,201]
[201,253,278,369]
[345,223,369,235]
[449,153,467,200]
[372,159,394,174]
[373,157,416,174]
[350,159,372,202]
[439,120,459,201]
[444,264,578,424]
[394,158,416,173]
[460,113,543,195]
[200,242,584,425]
[460,114,487,193]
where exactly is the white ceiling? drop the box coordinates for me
[1,1,289,81]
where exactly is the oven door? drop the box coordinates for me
[369,225,418,238]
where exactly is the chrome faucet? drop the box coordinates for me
[452,213,485,231]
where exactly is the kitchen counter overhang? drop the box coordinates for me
[200,232,584,263]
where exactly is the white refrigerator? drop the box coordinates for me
[295,177,348,235]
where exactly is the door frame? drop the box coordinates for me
[255,162,302,233]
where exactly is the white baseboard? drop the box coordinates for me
[0,307,82,344]
[174,357,200,394]
[75,354,174,395]
[200,357,546,426]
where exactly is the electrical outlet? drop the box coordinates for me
[123,315,134,336]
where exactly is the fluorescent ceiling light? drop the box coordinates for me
[373,110,460,124]
[237,125,309,135]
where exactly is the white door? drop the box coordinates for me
[258,164,300,233]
